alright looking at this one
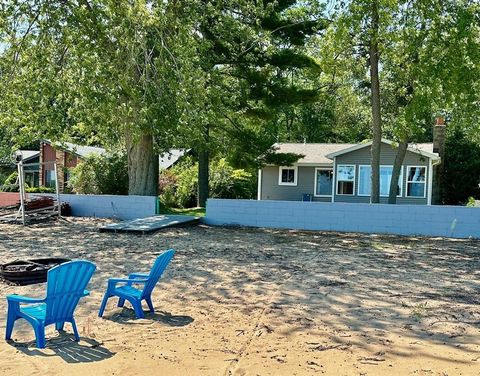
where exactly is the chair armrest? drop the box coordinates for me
[128,273,149,279]
[7,294,45,304]
[108,278,149,288]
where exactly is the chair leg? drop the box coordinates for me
[98,293,110,318]
[33,323,46,349]
[132,299,145,319]
[71,319,80,342]
[117,298,126,308]
[145,296,155,313]
[5,303,17,340]
[56,321,65,332]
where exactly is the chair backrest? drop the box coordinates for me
[141,249,175,298]
[45,260,96,324]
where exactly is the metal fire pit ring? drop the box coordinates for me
[0,258,71,285]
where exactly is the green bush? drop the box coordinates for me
[26,186,55,193]
[159,157,256,208]
[68,153,128,195]
[1,171,19,192]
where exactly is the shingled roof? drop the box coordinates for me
[272,140,438,165]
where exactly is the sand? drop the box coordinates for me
[0,218,479,376]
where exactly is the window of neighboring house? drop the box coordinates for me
[278,166,298,186]
[24,172,35,188]
[406,166,426,197]
[44,170,56,188]
[314,168,333,196]
[358,165,403,197]
[336,165,355,195]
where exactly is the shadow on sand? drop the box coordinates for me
[103,308,194,327]
[8,334,115,363]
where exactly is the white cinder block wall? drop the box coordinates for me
[204,199,480,239]
[31,194,157,220]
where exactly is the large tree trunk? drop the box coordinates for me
[126,132,158,196]
[388,140,408,204]
[197,124,210,207]
[369,0,382,204]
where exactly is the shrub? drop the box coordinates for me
[1,171,19,192]
[26,186,55,193]
[68,153,128,195]
[159,157,256,208]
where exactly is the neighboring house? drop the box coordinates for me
[40,140,106,192]
[258,123,446,205]
[18,150,40,187]
[159,149,191,170]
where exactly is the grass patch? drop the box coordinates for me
[159,206,206,217]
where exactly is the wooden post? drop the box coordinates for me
[17,161,26,225]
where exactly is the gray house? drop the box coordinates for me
[258,139,442,205]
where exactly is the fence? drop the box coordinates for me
[204,199,480,239]
[32,193,157,220]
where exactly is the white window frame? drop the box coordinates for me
[278,166,298,186]
[357,165,371,197]
[314,167,333,197]
[406,165,427,198]
[357,165,404,197]
[336,164,356,195]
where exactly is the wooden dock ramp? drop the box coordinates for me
[99,215,200,234]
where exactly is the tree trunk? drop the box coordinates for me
[388,140,408,204]
[197,124,210,207]
[369,0,382,204]
[197,149,209,207]
[126,131,158,196]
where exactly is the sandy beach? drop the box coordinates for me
[0,218,479,375]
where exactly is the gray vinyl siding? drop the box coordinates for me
[334,143,430,205]
[260,166,332,202]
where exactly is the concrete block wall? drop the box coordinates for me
[32,194,157,220]
[204,199,480,239]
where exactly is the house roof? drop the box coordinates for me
[63,142,106,158]
[17,150,40,162]
[43,140,106,158]
[272,143,357,165]
[272,139,438,165]
[325,139,439,160]
[159,149,190,170]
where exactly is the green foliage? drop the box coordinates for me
[0,171,19,192]
[68,153,128,195]
[159,157,256,208]
[466,197,477,207]
[26,186,55,194]
[443,128,480,205]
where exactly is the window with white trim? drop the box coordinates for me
[314,168,333,196]
[336,165,355,195]
[278,166,297,186]
[44,170,56,188]
[358,165,403,197]
[406,166,426,197]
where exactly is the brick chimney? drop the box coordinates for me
[433,116,446,157]
[432,116,446,204]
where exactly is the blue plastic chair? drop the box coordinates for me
[98,249,175,319]
[5,260,96,349]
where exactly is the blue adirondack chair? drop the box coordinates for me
[98,249,175,319]
[5,260,96,349]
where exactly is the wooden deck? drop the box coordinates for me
[99,215,200,234]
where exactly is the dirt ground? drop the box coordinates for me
[0,218,479,376]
